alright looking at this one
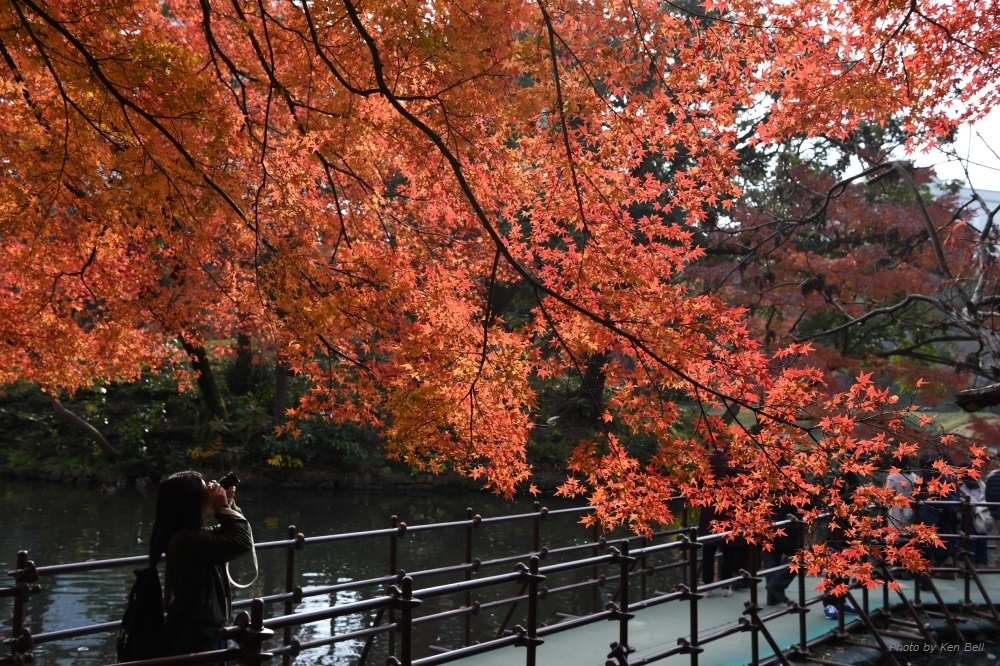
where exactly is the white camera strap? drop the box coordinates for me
[226,513,259,590]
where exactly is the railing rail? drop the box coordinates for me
[3,498,999,666]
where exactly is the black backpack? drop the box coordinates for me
[116,565,167,662]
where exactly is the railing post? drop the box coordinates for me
[794,516,808,659]
[686,526,701,666]
[388,576,420,666]
[639,534,648,600]
[532,501,542,553]
[282,526,304,666]
[748,546,761,664]
[231,598,275,664]
[959,494,973,606]
[464,508,482,647]
[515,556,545,666]
[388,514,405,658]
[5,551,39,664]
[912,495,923,605]
[609,540,635,660]
[592,522,602,613]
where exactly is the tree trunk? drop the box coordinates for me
[181,340,229,422]
[274,362,288,422]
[580,352,608,421]
[230,332,253,396]
[48,396,122,459]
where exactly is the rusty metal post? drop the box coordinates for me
[5,551,39,664]
[233,598,275,664]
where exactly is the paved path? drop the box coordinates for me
[454,573,1000,666]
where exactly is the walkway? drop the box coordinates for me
[456,574,1000,666]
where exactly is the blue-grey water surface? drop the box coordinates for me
[0,477,594,664]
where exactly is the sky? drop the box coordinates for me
[913,107,1000,193]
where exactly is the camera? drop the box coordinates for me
[218,471,240,489]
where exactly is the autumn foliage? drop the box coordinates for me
[1,0,998,582]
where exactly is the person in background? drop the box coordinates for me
[885,460,919,529]
[884,459,920,581]
[986,467,1000,521]
[987,467,1000,566]
[913,453,959,587]
[956,462,990,567]
[149,471,253,664]
[762,499,799,606]
[698,447,746,597]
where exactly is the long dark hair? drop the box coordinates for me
[148,471,206,565]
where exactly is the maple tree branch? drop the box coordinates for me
[317,333,369,371]
[471,248,503,397]
[532,288,614,433]
[14,0,252,223]
[339,0,812,432]
[698,164,895,291]
[16,0,363,366]
[791,294,943,343]
[870,3,915,79]
[0,37,48,128]
[6,2,110,198]
[216,0,359,253]
[882,161,955,281]
[537,0,589,240]
[910,0,987,57]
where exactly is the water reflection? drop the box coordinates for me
[293,575,364,665]
[1,478,589,664]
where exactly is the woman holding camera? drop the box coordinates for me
[149,471,253,661]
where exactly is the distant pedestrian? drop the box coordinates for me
[913,454,959,578]
[698,448,748,596]
[956,464,990,566]
[762,500,798,606]
[885,462,919,528]
[986,468,1000,523]
[987,468,1000,566]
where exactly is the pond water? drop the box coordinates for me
[0,477,600,665]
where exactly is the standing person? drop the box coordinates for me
[986,468,1000,519]
[149,471,253,663]
[957,466,990,567]
[987,468,1000,566]
[885,462,919,529]
[883,460,919,580]
[698,448,743,596]
[762,500,798,606]
[913,453,959,581]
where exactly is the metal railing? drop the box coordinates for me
[3,499,998,666]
